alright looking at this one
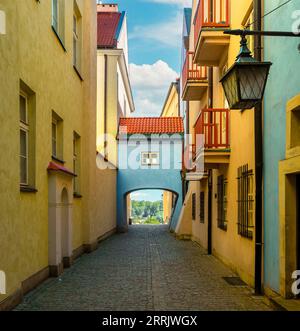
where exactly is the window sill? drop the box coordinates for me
[51,26,66,52]
[73,193,82,199]
[73,66,83,81]
[52,155,65,164]
[20,186,38,193]
[218,224,228,232]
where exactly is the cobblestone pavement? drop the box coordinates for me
[16,225,271,311]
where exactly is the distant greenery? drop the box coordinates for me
[131,200,163,224]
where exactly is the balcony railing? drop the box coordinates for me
[194,0,230,48]
[182,51,207,90]
[194,108,230,151]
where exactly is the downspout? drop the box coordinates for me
[254,0,263,295]
[207,67,214,255]
[104,54,108,159]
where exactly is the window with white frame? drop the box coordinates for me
[141,152,159,166]
[51,111,63,161]
[20,94,29,186]
[52,0,65,42]
[73,1,82,71]
[73,15,78,67]
[73,132,81,194]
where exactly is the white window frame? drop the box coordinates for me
[141,152,160,166]
[20,93,29,186]
[73,14,78,67]
[73,132,80,194]
[52,0,59,33]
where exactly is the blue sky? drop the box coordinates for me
[110,0,193,117]
[101,0,192,201]
[130,190,164,202]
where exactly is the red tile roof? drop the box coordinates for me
[119,117,184,135]
[97,12,121,48]
[47,162,76,177]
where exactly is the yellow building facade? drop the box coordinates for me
[161,80,180,118]
[0,0,117,310]
[96,4,135,167]
[160,79,180,224]
[177,0,257,288]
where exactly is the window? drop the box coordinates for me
[141,152,159,166]
[19,81,36,191]
[73,132,81,195]
[73,1,82,71]
[217,175,228,231]
[52,0,59,32]
[0,10,6,35]
[52,0,65,44]
[200,191,205,223]
[237,164,254,239]
[73,15,78,67]
[20,94,29,186]
[192,193,196,221]
[52,112,63,161]
[52,121,57,158]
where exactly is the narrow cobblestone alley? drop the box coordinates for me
[16,225,271,311]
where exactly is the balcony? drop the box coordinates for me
[182,52,208,101]
[194,108,230,166]
[194,0,230,66]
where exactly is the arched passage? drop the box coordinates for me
[117,170,183,233]
[126,188,179,226]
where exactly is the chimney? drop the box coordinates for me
[97,2,119,13]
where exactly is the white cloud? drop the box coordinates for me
[129,60,178,117]
[129,11,183,48]
[145,0,192,7]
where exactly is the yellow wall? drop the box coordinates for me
[179,0,256,287]
[161,83,179,117]
[96,50,119,166]
[0,0,117,306]
[163,191,173,224]
[210,0,255,287]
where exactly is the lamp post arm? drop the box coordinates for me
[224,29,300,38]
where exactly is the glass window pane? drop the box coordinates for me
[73,15,77,34]
[20,156,27,184]
[73,37,77,66]
[20,130,27,157]
[52,0,58,31]
[20,95,27,123]
[52,139,57,157]
[52,122,57,140]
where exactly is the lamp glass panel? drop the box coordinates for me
[222,68,239,108]
[238,65,269,100]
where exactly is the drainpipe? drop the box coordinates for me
[254,0,263,295]
[207,67,214,255]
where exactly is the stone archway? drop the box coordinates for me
[48,166,74,277]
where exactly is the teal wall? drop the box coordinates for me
[263,0,300,293]
[117,136,183,232]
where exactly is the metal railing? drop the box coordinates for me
[194,0,230,48]
[194,108,230,151]
[182,51,207,91]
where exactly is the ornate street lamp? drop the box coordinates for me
[220,34,272,110]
